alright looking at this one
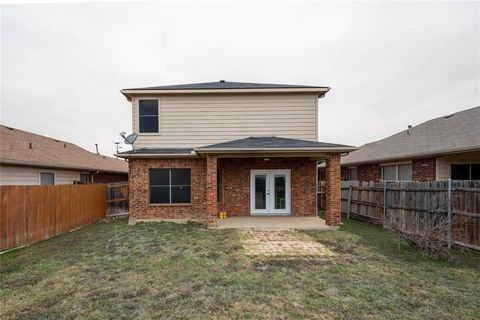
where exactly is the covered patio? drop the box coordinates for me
[196,136,357,227]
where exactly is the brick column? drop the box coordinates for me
[206,155,218,227]
[325,154,341,226]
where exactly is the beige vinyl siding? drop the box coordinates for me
[0,165,81,185]
[436,151,480,180]
[132,93,318,148]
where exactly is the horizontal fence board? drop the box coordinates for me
[0,184,106,252]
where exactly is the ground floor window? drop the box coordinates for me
[381,163,412,181]
[348,167,358,180]
[149,168,191,204]
[80,173,92,183]
[40,172,55,185]
[451,164,480,180]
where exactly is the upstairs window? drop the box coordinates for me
[451,164,480,180]
[139,99,159,133]
[149,169,191,204]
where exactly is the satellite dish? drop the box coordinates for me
[119,132,138,145]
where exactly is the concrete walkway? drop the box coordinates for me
[215,216,338,231]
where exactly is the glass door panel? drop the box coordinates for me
[255,175,267,210]
[274,175,286,210]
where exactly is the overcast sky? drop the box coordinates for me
[1,1,479,156]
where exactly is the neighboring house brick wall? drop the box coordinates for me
[357,164,381,182]
[129,159,207,220]
[93,173,128,184]
[412,158,436,181]
[218,157,317,217]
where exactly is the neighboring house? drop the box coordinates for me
[117,80,356,227]
[0,125,128,185]
[340,106,480,182]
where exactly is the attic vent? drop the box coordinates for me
[5,126,14,130]
[219,80,225,83]
[29,142,33,149]
[444,114,454,119]
[64,143,66,148]
[53,139,60,142]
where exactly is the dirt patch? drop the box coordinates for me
[241,230,335,257]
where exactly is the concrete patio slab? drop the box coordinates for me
[215,216,338,231]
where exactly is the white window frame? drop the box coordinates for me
[39,171,56,185]
[250,169,291,216]
[137,98,161,135]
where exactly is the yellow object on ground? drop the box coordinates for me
[218,211,227,219]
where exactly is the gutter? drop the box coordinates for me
[194,146,358,154]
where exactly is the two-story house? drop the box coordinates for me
[117,81,356,227]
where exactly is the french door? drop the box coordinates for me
[250,170,291,215]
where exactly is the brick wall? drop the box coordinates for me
[341,167,349,181]
[325,154,341,226]
[412,158,436,181]
[129,159,207,220]
[129,157,319,221]
[218,157,317,217]
[93,172,128,184]
[357,164,381,182]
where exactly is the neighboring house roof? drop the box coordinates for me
[0,125,128,173]
[121,80,330,100]
[342,106,480,166]
[117,136,356,158]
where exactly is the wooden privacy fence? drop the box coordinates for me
[0,184,106,252]
[106,182,129,217]
[341,180,480,250]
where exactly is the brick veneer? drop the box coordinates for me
[129,156,320,221]
[129,159,207,220]
[357,164,381,182]
[218,157,317,217]
[412,158,436,181]
[206,155,218,226]
[325,154,341,226]
[93,172,128,184]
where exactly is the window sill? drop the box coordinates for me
[138,132,161,136]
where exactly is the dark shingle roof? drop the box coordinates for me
[117,148,194,155]
[124,81,328,91]
[196,136,353,150]
[342,106,480,165]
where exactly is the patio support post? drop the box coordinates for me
[206,155,218,227]
[325,153,341,226]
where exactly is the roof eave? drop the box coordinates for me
[120,87,330,101]
[115,153,198,159]
[0,158,128,174]
[341,146,480,166]
[195,147,357,154]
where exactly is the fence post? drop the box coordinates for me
[383,180,387,227]
[347,186,353,219]
[447,179,452,250]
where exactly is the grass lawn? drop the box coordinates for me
[1,218,479,319]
